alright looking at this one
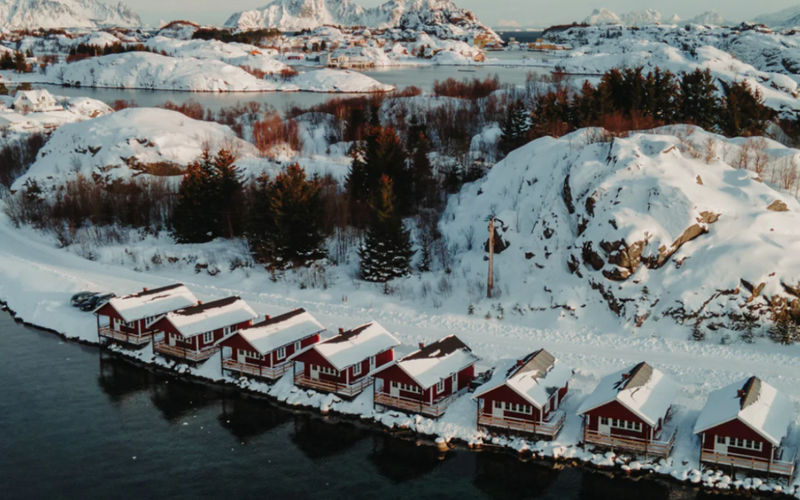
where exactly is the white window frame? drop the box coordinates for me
[223,326,231,336]
[294,341,302,352]
[391,381,421,393]
[502,402,532,415]
[353,363,362,376]
[276,346,287,360]
[203,331,214,344]
[436,379,446,393]
[319,365,338,376]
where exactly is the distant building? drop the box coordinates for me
[13,89,61,115]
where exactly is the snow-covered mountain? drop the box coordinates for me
[224,0,490,35]
[753,5,800,28]
[685,10,730,27]
[0,0,141,30]
[583,9,681,27]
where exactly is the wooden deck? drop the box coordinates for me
[701,450,796,478]
[478,410,566,439]
[153,338,216,362]
[98,326,150,346]
[584,428,676,459]
[374,390,462,419]
[223,358,290,380]
[294,372,372,398]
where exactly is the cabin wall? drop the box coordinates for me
[375,364,424,401]
[477,384,539,422]
[221,332,321,368]
[584,400,652,441]
[699,419,775,461]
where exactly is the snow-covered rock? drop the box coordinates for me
[439,127,800,331]
[11,107,258,190]
[224,0,498,42]
[0,0,141,30]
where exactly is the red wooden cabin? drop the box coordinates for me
[94,284,197,346]
[472,349,572,439]
[694,376,795,477]
[291,322,399,398]
[151,296,258,363]
[218,308,325,381]
[577,362,679,459]
[372,335,479,419]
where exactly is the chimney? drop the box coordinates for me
[622,373,630,380]
[516,359,525,366]
[197,300,203,305]
[339,328,345,334]
[266,315,271,320]
[143,287,148,292]
[419,342,425,350]
[737,389,745,398]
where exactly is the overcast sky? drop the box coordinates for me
[127,0,800,28]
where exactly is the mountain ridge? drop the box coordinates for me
[0,0,140,30]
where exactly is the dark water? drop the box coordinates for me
[0,312,709,500]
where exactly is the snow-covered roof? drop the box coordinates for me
[163,296,258,338]
[104,284,197,324]
[693,377,793,446]
[14,90,55,104]
[577,362,679,426]
[311,322,399,371]
[222,308,325,354]
[472,349,573,409]
[375,335,480,390]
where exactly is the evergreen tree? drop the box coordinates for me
[691,319,705,342]
[769,312,800,345]
[13,51,29,73]
[499,100,530,155]
[406,116,436,210]
[172,149,243,243]
[359,176,414,283]
[248,164,327,268]
[0,83,7,96]
[718,80,772,137]
[679,69,719,130]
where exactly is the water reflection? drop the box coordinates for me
[472,453,559,499]
[149,376,220,424]
[291,416,370,460]
[217,396,292,443]
[369,436,446,484]
[96,351,150,403]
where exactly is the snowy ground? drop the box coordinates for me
[2,199,800,496]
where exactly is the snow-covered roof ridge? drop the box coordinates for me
[377,334,480,389]
[104,283,197,323]
[577,362,679,426]
[225,308,326,354]
[312,321,400,371]
[694,376,793,446]
[472,350,573,409]
[164,296,258,338]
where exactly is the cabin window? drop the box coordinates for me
[277,347,286,360]
[600,417,609,426]
[610,419,641,431]
[353,363,362,376]
[501,402,532,415]
[203,331,214,344]
[717,436,725,444]
[724,437,762,451]
[223,326,231,336]
[391,381,420,393]
[239,349,262,360]
[319,365,338,376]
[294,341,302,352]
[436,380,446,393]
[494,401,502,409]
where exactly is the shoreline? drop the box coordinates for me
[1,297,795,499]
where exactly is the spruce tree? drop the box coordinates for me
[679,69,719,131]
[248,164,327,268]
[718,80,771,137]
[359,176,414,283]
[499,100,530,156]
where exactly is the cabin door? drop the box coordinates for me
[492,401,504,418]
[714,436,728,455]
[169,333,176,347]
[310,365,319,380]
[390,381,400,398]
[597,417,611,436]
[369,356,376,372]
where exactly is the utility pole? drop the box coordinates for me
[487,214,495,299]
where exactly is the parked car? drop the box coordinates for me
[70,291,98,307]
[79,293,115,312]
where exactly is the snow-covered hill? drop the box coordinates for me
[753,5,800,28]
[582,8,621,25]
[685,10,730,27]
[11,108,258,191]
[224,0,495,40]
[439,128,800,334]
[0,0,141,30]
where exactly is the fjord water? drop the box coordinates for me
[0,313,703,500]
[49,53,551,113]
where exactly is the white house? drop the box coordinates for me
[13,90,62,115]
